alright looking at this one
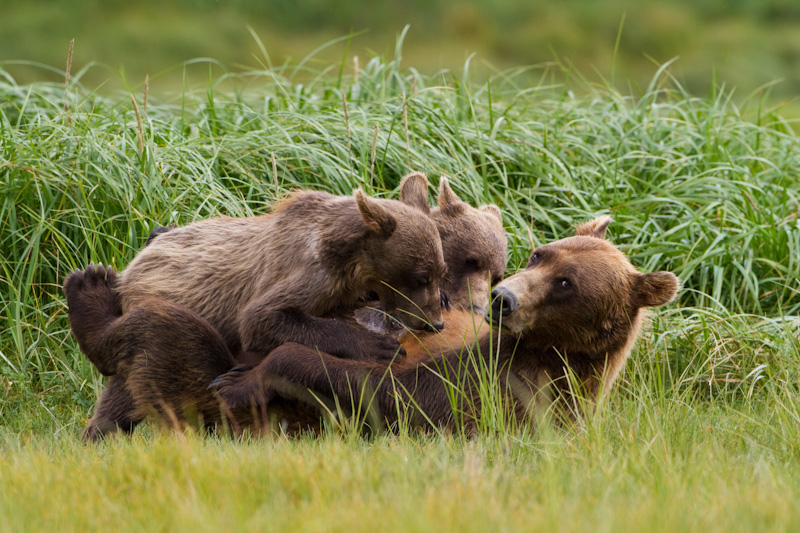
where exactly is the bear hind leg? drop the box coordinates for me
[82,376,143,442]
[64,264,123,376]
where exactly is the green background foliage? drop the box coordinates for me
[3,0,800,103]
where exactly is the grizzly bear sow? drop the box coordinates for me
[212,216,680,432]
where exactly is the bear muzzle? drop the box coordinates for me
[488,286,520,326]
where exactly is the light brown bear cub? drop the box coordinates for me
[70,185,446,375]
[145,173,508,321]
[396,173,507,312]
[212,216,680,432]
[354,173,507,338]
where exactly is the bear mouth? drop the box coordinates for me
[484,311,513,332]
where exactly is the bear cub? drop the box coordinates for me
[68,185,446,375]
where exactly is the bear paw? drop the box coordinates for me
[210,365,273,410]
[351,330,406,362]
[63,263,120,314]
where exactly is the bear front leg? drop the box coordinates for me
[83,376,143,442]
[212,343,396,428]
[240,301,405,362]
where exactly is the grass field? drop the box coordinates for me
[1,47,799,531]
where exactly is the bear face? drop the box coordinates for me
[356,188,446,332]
[400,173,507,313]
[489,216,679,356]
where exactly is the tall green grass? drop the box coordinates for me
[1,46,799,530]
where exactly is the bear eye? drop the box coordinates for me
[559,278,571,289]
[465,258,479,272]
[416,276,430,287]
[528,252,540,267]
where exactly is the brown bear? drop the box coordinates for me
[396,173,507,313]
[65,176,506,440]
[70,186,446,376]
[211,216,680,432]
[64,264,240,440]
[145,173,508,317]
[351,173,506,340]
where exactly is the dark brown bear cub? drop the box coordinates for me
[213,216,680,432]
[64,264,239,440]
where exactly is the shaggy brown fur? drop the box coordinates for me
[66,179,506,440]
[64,264,239,440]
[64,265,472,441]
[65,188,446,440]
[104,188,446,368]
[147,173,507,314]
[212,217,680,432]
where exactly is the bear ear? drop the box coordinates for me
[437,177,467,216]
[632,271,680,308]
[399,172,430,214]
[479,204,503,223]
[355,189,397,239]
[575,216,612,240]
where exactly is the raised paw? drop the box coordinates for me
[63,263,123,376]
[64,263,121,319]
[63,263,119,301]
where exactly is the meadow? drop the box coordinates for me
[1,46,799,530]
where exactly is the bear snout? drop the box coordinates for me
[490,287,520,318]
[423,320,445,333]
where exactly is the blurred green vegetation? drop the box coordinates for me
[2,0,800,102]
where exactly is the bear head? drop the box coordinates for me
[399,173,507,313]
[488,216,679,355]
[355,188,446,333]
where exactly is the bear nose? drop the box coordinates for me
[424,321,444,333]
[491,287,519,317]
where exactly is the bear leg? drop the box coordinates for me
[82,377,143,442]
[63,264,123,376]
[213,343,395,430]
[240,301,405,362]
